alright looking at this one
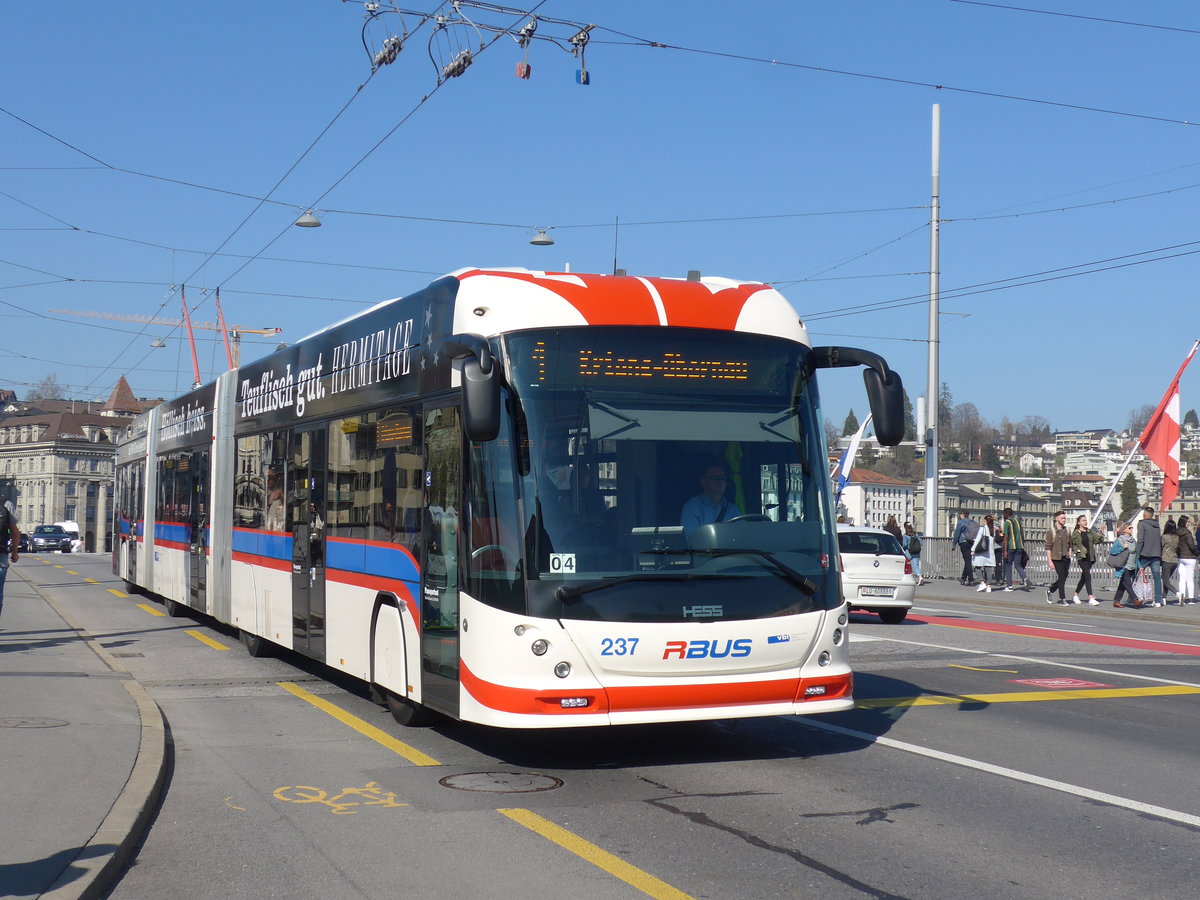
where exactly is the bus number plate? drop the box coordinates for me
[600,637,639,656]
[549,553,576,573]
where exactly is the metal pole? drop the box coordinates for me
[923,104,941,538]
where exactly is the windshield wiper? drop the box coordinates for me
[643,548,818,595]
[556,571,743,603]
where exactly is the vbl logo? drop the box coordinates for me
[662,639,752,660]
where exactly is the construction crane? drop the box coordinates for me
[49,308,283,367]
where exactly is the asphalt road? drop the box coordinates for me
[22,556,1200,900]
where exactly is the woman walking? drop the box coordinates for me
[1111,521,1140,608]
[972,513,998,592]
[1176,515,1196,605]
[903,522,923,586]
[1045,509,1071,605]
[1069,515,1103,605]
[1161,520,1180,603]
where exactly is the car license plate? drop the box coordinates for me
[860,586,895,598]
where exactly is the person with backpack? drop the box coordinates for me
[0,498,20,621]
[1161,519,1180,603]
[1044,509,1072,605]
[902,522,923,586]
[1000,507,1028,592]
[1069,514,1104,605]
[952,509,979,586]
[971,513,998,592]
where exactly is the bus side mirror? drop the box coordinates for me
[443,335,500,443]
[811,345,906,447]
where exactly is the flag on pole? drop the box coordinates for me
[1139,340,1199,512]
[833,413,873,502]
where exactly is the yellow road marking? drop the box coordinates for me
[498,808,695,900]
[84,578,98,584]
[138,603,166,617]
[186,630,230,651]
[53,564,64,569]
[948,664,1019,674]
[858,685,1200,709]
[107,588,129,598]
[66,570,79,575]
[276,682,441,767]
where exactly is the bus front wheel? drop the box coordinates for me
[386,691,434,727]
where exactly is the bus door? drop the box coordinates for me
[189,447,209,611]
[420,405,462,718]
[290,426,327,660]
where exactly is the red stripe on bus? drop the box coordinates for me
[232,551,291,572]
[326,569,419,625]
[460,663,848,716]
[908,614,1200,656]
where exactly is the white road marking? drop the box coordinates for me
[852,633,1200,689]
[792,717,1200,828]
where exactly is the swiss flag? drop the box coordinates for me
[1139,342,1199,512]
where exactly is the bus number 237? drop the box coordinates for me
[600,637,639,656]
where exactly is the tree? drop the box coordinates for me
[903,390,916,441]
[842,409,859,436]
[981,440,1001,472]
[1120,472,1140,517]
[824,417,841,450]
[28,373,64,401]
[1127,404,1156,434]
[1184,408,1199,429]
[938,382,954,429]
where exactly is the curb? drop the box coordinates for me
[19,573,168,900]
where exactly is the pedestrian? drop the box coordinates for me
[1161,519,1180,603]
[1000,506,1029,591]
[1110,521,1139,608]
[883,516,902,543]
[1069,514,1104,605]
[0,497,19,621]
[1176,515,1197,605]
[1135,506,1164,608]
[1045,509,1071,605]
[903,522,923,585]
[972,513,998,592]
[952,509,979,586]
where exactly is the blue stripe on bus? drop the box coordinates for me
[154,522,191,544]
[232,528,292,562]
[327,538,420,584]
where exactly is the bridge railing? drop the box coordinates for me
[916,536,1122,589]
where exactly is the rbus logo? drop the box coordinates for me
[663,639,752,660]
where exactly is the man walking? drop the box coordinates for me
[1135,506,1164,607]
[1000,507,1028,591]
[952,509,978,585]
[0,497,20,621]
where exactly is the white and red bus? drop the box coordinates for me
[114,268,904,728]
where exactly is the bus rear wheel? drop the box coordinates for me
[877,607,908,624]
[164,597,186,618]
[386,690,434,727]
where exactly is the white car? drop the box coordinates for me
[836,524,916,624]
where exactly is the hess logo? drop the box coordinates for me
[662,639,752,660]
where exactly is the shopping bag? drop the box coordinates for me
[1133,567,1155,605]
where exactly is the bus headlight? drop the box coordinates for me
[531,639,549,656]
[832,628,844,645]
[514,625,526,636]
[554,661,571,678]
[818,651,832,667]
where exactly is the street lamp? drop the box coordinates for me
[294,210,322,228]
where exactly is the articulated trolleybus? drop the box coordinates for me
[114,268,904,728]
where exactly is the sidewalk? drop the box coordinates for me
[913,574,1200,622]
[0,566,166,900]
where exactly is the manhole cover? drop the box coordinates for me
[109,652,145,658]
[0,717,69,728]
[22,651,62,656]
[439,772,564,793]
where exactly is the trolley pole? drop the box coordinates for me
[923,104,941,538]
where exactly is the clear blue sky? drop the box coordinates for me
[3,1,1199,432]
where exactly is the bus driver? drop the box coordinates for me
[681,461,741,538]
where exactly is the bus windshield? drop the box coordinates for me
[502,327,839,623]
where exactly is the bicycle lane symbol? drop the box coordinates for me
[274,781,410,815]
